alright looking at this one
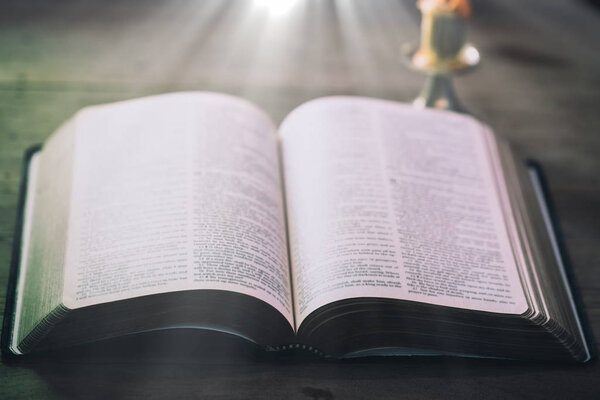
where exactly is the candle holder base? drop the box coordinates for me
[401,42,480,114]
[413,74,467,113]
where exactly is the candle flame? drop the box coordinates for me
[418,0,471,17]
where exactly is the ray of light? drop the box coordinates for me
[253,0,300,17]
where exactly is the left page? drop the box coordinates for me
[61,92,293,327]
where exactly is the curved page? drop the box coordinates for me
[279,97,528,326]
[62,93,293,327]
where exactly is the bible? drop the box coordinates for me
[2,92,594,361]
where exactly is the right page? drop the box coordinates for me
[279,97,528,326]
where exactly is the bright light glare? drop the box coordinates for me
[253,0,299,17]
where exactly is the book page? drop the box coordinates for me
[280,97,528,325]
[13,120,78,350]
[62,93,293,326]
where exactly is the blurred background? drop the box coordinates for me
[1,0,599,399]
[1,0,599,179]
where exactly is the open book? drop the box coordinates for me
[2,93,594,361]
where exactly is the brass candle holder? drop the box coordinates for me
[402,0,480,113]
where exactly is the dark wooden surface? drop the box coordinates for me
[1,0,599,398]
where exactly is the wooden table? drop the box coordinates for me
[1,0,599,398]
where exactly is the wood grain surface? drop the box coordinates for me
[1,0,599,398]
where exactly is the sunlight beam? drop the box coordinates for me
[253,0,300,17]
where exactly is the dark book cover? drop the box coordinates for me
[2,145,42,361]
[2,147,595,361]
[526,160,596,361]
